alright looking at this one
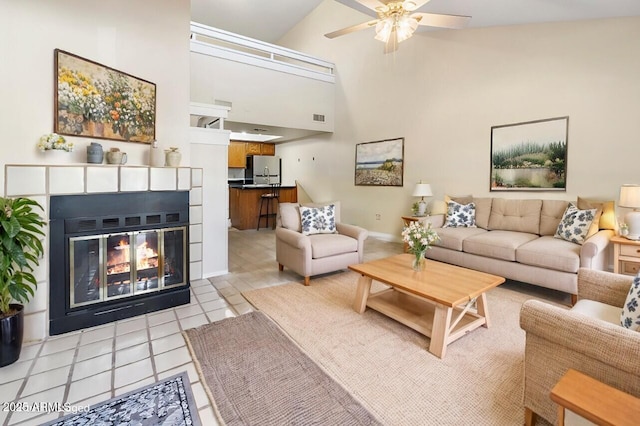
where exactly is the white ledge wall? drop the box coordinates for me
[4,164,203,343]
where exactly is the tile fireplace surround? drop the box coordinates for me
[3,164,204,343]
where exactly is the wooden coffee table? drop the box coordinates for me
[348,254,505,358]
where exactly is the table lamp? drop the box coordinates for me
[412,182,432,216]
[619,184,640,240]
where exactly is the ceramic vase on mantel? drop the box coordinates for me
[165,147,181,167]
[412,251,427,271]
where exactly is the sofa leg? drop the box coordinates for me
[278,263,284,272]
[524,407,536,426]
[304,276,310,286]
[570,293,577,306]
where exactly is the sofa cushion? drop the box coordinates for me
[488,199,542,234]
[463,230,539,261]
[433,195,473,216]
[445,195,473,205]
[621,274,640,331]
[279,203,301,232]
[300,204,337,236]
[309,234,357,259]
[473,198,493,230]
[539,200,569,236]
[444,201,476,228]
[572,300,621,326]
[434,227,487,251]
[577,197,615,230]
[554,203,597,245]
[516,236,580,273]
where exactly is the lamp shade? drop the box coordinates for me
[620,184,640,209]
[412,183,433,198]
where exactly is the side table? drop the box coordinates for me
[550,368,640,426]
[611,235,640,275]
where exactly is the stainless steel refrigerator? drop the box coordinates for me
[252,156,281,185]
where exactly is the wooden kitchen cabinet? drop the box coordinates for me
[245,142,262,155]
[228,142,275,168]
[228,141,246,168]
[261,143,275,155]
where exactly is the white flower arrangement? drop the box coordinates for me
[401,221,439,256]
[37,133,74,152]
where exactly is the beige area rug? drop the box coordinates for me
[242,272,552,426]
[183,311,382,426]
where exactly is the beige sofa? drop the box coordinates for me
[276,202,368,285]
[426,197,615,303]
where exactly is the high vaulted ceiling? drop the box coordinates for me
[191,0,640,44]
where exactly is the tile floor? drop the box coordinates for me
[0,229,403,426]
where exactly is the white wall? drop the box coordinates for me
[190,128,230,277]
[190,52,334,133]
[276,0,640,239]
[0,0,191,192]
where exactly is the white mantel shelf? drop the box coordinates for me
[4,164,193,197]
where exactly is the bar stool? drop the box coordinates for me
[257,183,281,230]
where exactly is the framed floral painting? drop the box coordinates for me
[54,49,156,143]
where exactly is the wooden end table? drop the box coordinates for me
[612,235,640,276]
[550,368,640,426]
[348,254,505,358]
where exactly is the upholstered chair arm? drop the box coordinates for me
[520,300,640,375]
[337,223,368,263]
[577,268,633,307]
[580,229,614,269]
[336,223,368,241]
[275,227,311,251]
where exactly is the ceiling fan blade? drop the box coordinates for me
[324,19,379,39]
[353,0,387,11]
[334,0,384,18]
[412,12,471,29]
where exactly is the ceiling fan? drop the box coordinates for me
[325,0,471,53]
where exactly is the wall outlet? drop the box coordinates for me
[375,214,381,220]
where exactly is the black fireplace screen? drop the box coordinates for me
[49,191,190,335]
[70,227,186,308]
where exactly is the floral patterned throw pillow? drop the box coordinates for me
[443,201,476,228]
[299,204,337,236]
[554,203,597,245]
[621,273,640,331]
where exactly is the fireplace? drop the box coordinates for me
[49,191,190,335]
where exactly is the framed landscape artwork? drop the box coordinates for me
[54,49,156,143]
[490,116,569,192]
[355,137,404,186]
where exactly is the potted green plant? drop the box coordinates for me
[0,197,45,367]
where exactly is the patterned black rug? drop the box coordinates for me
[42,372,200,426]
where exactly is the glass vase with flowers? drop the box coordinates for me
[401,221,439,271]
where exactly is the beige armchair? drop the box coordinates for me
[276,202,368,286]
[520,268,640,425]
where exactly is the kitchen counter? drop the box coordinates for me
[229,186,297,230]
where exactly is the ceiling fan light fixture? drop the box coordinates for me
[374,18,394,43]
[402,1,418,12]
[396,15,419,43]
